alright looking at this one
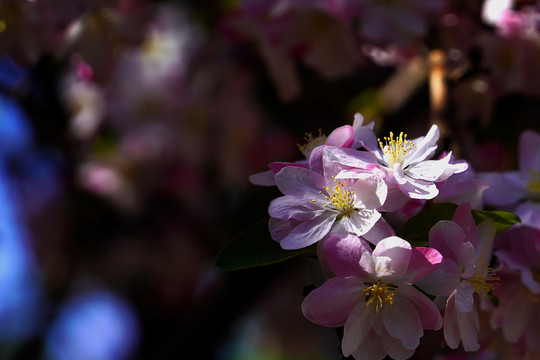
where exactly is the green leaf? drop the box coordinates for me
[396,203,458,246]
[396,203,521,246]
[216,217,315,271]
[471,209,521,234]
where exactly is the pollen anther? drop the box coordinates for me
[466,264,499,295]
[378,131,414,167]
[298,129,327,157]
[363,281,396,315]
[320,177,355,216]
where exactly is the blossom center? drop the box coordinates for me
[320,178,355,217]
[298,130,327,157]
[466,264,499,296]
[363,281,396,315]
[378,131,414,167]
[527,170,540,200]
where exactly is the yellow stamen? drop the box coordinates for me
[319,177,355,217]
[298,129,327,157]
[363,281,396,315]
[466,264,499,296]
[528,170,540,200]
[378,131,414,167]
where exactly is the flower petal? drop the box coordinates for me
[326,125,354,148]
[452,203,477,247]
[405,124,439,166]
[455,280,475,314]
[249,169,277,186]
[406,155,451,182]
[361,217,396,245]
[359,252,377,278]
[268,217,298,242]
[308,144,326,177]
[429,220,466,264]
[323,234,371,277]
[404,247,443,284]
[392,163,408,185]
[515,202,540,229]
[379,184,409,212]
[416,259,461,297]
[274,166,325,198]
[436,156,469,182]
[352,113,379,151]
[398,285,442,331]
[268,196,322,220]
[372,236,412,281]
[380,327,416,360]
[443,293,461,349]
[397,176,440,199]
[342,303,374,356]
[480,171,528,206]
[500,285,534,343]
[341,208,381,237]
[302,277,365,327]
[349,173,388,209]
[457,307,480,351]
[279,213,336,249]
[323,146,379,172]
[382,296,423,350]
[474,219,496,265]
[350,329,387,360]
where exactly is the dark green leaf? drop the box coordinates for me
[216,217,315,271]
[396,203,458,246]
[471,209,521,234]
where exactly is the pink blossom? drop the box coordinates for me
[302,235,443,360]
[416,203,497,351]
[324,124,467,210]
[268,162,386,249]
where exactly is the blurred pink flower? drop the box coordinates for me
[479,8,540,97]
[106,5,200,126]
[480,129,540,228]
[491,225,540,353]
[350,0,448,46]
[224,0,362,100]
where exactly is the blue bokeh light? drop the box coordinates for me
[45,290,140,360]
[0,94,43,344]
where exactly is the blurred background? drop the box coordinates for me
[0,0,539,359]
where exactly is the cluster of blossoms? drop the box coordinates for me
[250,115,540,360]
